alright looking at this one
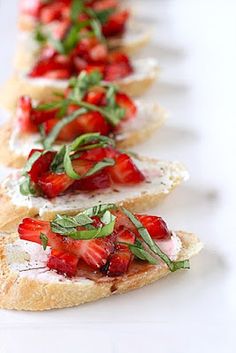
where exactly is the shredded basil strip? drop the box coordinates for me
[22,151,42,175]
[19,176,37,196]
[43,108,87,149]
[40,232,48,251]
[51,210,116,240]
[121,207,190,272]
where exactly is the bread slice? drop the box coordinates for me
[0,101,167,168]
[0,58,159,111]
[15,16,152,59]
[0,158,188,232]
[0,231,202,311]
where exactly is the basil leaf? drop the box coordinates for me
[71,0,83,22]
[50,145,66,172]
[83,204,116,217]
[43,107,87,149]
[128,244,158,265]
[95,8,115,24]
[121,207,190,272]
[90,18,104,42]
[22,151,42,175]
[40,232,48,250]
[35,101,63,111]
[84,158,115,176]
[19,176,37,196]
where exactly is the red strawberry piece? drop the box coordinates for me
[79,147,117,162]
[84,64,106,76]
[39,2,67,24]
[89,43,108,63]
[43,117,80,142]
[106,229,135,276]
[20,0,42,17]
[18,218,51,245]
[37,172,74,198]
[28,150,56,183]
[71,169,111,191]
[47,249,79,277]
[44,69,71,79]
[136,215,171,240]
[84,89,106,105]
[76,111,111,135]
[31,107,58,125]
[91,0,118,11]
[102,10,129,37]
[16,96,37,133]
[108,153,145,184]
[77,237,114,269]
[28,52,72,78]
[115,92,137,119]
[104,61,133,81]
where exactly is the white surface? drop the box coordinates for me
[0,0,235,352]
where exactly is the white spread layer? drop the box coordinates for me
[6,232,181,283]
[22,57,158,88]
[9,100,164,157]
[3,159,188,217]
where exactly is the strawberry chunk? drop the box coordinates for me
[16,96,37,133]
[76,111,111,135]
[37,172,74,198]
[102,10,129,37]
[71,170,111,191]
[77,237,114,269]
[43,117,80,142]
[31,107,58,125]
[108,154,145,184]
[84,89,105,105]
[106,229,135,276]
[39,2,67,24]
[47,249,79,277]
[79,147,117,162]
[20,0,42,17]
[18,218,51,245]
[136,215,171,240]
[28,150,56,183]
[115,92,137,120]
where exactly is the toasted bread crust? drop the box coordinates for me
[0,232,202,311]
[0,158,186,232]
[0,104,167,168]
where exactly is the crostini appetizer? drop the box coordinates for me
[18,0,150,53]
[0,133,188,231]
[0,71,166,168]
[0,6,158,110]
[0,204,202,310]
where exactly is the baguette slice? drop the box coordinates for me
[0,58,159,111]
[0,101,167,168]
[0,231,202,311]
[0,158,188,232]
[17,20,151,59]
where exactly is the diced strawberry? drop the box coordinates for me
[28,150,56,183]
[51,19,71,40]
[136,215,171,240]
[77,237,114,269]
[71,169,111,191]
[28,52,72,78]
[39,2,67,24]
[16,96,37,133]
[102,10,129,37]
[84,89,105,105]
[37,172,73,198]
[76,111,111,135]
[104,55,133,81]
[115,92,137,119]
[31,107,58,125]
[106,229,135,276]
[108,154,145,184]
[20,0,41,17]
[79,147,117,162]
[43,117,80,142]
[91,0,118,11]
[47,249,79,277]
[18,218,51,245]
[84,64,105,76]
[89,43,108,63]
